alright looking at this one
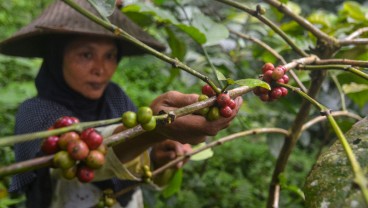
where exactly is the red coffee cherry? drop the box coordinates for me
[85,150,106,169]
[220,106,233,118]
[276,78,285,84]
[259,93,270,102]
[282,74,289,84]
[262,63,274,74]
[41,136,60,155]
[77,165,95,183]
[82,131,103,150]
[280,87,288,97]
[67,140,90,161]
[227,99,236,110]
[259,87,270,94]
[58,131,80,150]
[81,128,95,140]
[272,66,285,81]
[263,70,273,83]
[217,93,231,107]
[69,116,80,124]
[270,87,282,99]
[201,84,216,97]
[54,116,75,129]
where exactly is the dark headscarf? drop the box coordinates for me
[10,36,138,207]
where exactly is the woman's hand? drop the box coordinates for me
[150,91,243,144]
[150,140,192,169]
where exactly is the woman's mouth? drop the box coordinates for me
[88,82,105,90]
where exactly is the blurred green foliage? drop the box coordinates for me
[0,0,367,207]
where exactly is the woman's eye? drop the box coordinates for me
[81,52,92,59]
[106,52,117,61]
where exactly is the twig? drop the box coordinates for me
[297,64,368,80]
[339,38,368,46]
[331,74,347,111]
[315,59,368,68]
[0,155,53,178]
[215,0,309,57]
[229,29,308,92]
[301,111,362,132]
[0,118,121,147]
[152,127,289,176]
[344,27,368,40]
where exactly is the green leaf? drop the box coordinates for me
[123,3,178,24]
[227,78,235,85]
[307,11,335,28]
[191,142,214,161]
[176,24,206,44]
[337,72,368,109]
[234,79,270,90]
[342,1,367,21]
[216,70,227,81]
[162,169,183,198]
[191,12,229,46]
[166,27,187,61]
[88,0,116,18]
[285,2,301,16]
[342,83,368,93]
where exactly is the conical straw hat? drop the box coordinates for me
[0,0,165,57]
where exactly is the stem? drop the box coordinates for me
[0,155,53,178]
[298,64,368,80]
[315,59,368,68]
[0,118,121,147]
[339,38,368,46]
[301,111,361,132]
[215,0,309,57]
[278,84,324,110]
[152,127,289,176]
[325,111,368,206]
[330,73,347,111]
[61,0,221,94]
[344,27,368,40]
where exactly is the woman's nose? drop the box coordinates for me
[92,59,105,76]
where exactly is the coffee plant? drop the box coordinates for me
[1,0,368,207]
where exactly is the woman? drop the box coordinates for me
[0,0,242,207]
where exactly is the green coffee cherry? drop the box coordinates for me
[207,106,220,121]
[141,117,156,131]
[122,111,137,128]
[137,107,153,124]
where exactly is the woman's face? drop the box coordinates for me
[63,36,118,100]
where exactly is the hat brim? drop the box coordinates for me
[0,0,166,58]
